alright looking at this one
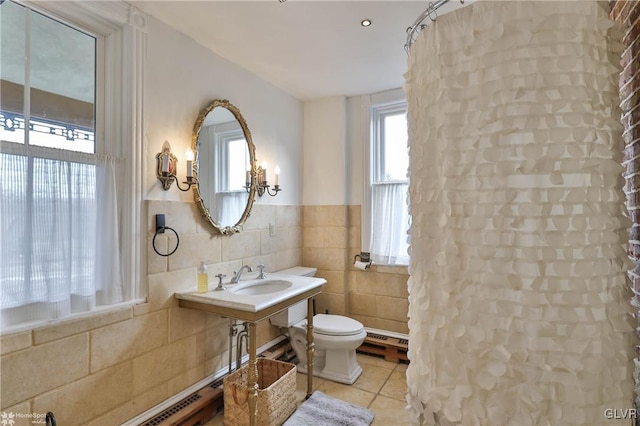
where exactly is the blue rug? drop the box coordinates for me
[283,391,375,426]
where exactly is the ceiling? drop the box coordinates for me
[132,0,472,101]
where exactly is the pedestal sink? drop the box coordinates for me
[174,273,326,426]
[230,279,292,296]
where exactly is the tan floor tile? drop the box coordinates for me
[379,370,407,401]
[394,362,409,372]
[206,354,408,425]
[356,353,396,370]
[370,395,411,425]
[317,380,376,409]
[352,364,393,394]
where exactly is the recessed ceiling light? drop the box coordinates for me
[361,19,372,27]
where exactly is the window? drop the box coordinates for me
[366,100,410,265]
[0,1,142,330]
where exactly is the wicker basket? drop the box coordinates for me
[223,358,297,426]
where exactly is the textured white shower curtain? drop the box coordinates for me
[404,1,635,424]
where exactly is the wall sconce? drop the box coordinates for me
[255,160,282,197]
[156,141,196,192]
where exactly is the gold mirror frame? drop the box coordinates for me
[192,99,257,235]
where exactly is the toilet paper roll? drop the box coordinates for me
[354,260,371,271]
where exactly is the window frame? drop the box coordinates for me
[1,0,146,332]
[362,89,409,266]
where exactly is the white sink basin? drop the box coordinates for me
[231,279,293,296]
[174,273,326,313]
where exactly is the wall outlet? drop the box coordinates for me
[268,223,276,237]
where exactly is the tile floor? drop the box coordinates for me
[205,353,410,425]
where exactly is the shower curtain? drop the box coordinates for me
[404,1,635,424]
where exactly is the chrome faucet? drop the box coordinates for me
[256,264,266,279]
[230,265,253,283]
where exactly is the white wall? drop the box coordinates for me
[143,17,303,206]
[302,97,347,205]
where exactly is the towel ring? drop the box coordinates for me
[152,226,180,257]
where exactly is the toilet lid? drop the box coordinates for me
[313,314,364,336]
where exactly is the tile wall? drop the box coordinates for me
[303,205,409,334]
[0,202,409,426]
[0,201,302,426]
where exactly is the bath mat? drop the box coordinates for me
[283,391,375,426]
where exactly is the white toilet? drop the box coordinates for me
[270,266,367,385]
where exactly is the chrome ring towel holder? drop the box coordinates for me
[152,218,180,257]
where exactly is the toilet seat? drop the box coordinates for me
[297,314,364,337]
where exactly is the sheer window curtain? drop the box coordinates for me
[1,148,123,329]
[370,182,410,265]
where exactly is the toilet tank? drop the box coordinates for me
[269,266,317,327]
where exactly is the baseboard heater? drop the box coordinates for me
[356,327,409,364]
[126,337,291,426]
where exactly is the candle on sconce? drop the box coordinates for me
[274,165,280,186]
[246,169,251,187]
[185,148,194,179]
[161,154,170,174]
[261,161,268,184]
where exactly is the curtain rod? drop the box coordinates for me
[405,0,464,53]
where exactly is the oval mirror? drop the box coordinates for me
[192,99,256,234]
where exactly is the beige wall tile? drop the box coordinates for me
[132,335,203,395]
[316,270,345,294]
[148,235,169,274]
[147,201,199,236]
[259,227,278,255]
[1,331,31,356]
[348,205,361,227]
[314,293,330,317]
[348,292,377,317]
[374,265,409,275]
[303,206,322,227]
[86,385,169,426]
[320,205,348,227]
[274,248,303,271]
[242,254,277,275]
[169,306,206,342]
[303,226,323,248]
[33,306,132,345]
[90,310,167,372]
[348,226,361,249]
[356,272,409,298]
[326,292,346,315]
[303,247,346,271]
[204,327,229,361]
[1,401,31,426]
[167,233,222,270]
[276,205,302,227]
[244,204,276,231]
[324,226,348,249]
[276,226,303,251]
[134,302,151,317]
[147,267,196,312]
[33,361,133,426]
[361,316,409,335]
[376,296,408,322]
[1,334,89,408]
[167,364,206,397]
[221,230,261,261]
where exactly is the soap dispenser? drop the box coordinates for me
[197,261,208,293]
